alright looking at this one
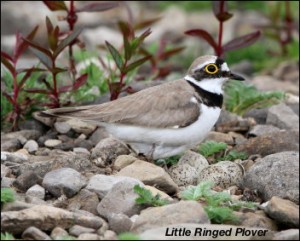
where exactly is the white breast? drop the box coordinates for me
[103,104,221,146]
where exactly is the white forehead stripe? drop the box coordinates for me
[193,57,218,71]
[221,63,230,71]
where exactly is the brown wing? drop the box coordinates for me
[43,79,200,128]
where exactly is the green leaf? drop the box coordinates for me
[130,28,151,51]
[53,28,83,58]
[133,185,169,207]
[217,150,248,161]
[123,55,151,73]
[224,80,285,115]
[118,232,141,240]
[1,232,15,240]
[1,188,15,204]
[105,41,124,71]
[198,141,227,158]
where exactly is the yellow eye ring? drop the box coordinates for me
[205,64,218,74]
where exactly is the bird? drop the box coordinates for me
[43,55,244,160]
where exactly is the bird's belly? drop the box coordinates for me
[104,104,221,147]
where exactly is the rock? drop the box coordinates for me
[139,223,273,240]
[131,201,210,233]
[44,139,62,148]
[23,140,39,153]
[266,103,299,130]
[69,225,96,237]
[50,227,69,240]
[2,130,41,141]
[108,213,133,234]
[2,201,34,212]
[197,161,244,188]
[233,210,278,230]
[88,127,111,145]
[1,164,11,177]
[114,155,140,170]
[26,184,45,200]
[1,205,104,235]
[228,131,247,145]
[14,153,103,178]
[85,174,142,199]
[66,119,96,135]
[25,196,48,205]
[215,110,256,132]
[252,75,299,95]
[102,230,118,240]
[91,137,130,167]
[73,139,94,150]
[264,196,299,228]
[233,130,299,157]
[22,226,51,240]
[42,168,87,198]
[1,177,15,188]
[1,151,29,164]
[37,131,58,146]
[204,131,234,145]
[18,119,47,133]
[242,152,299,204]
[243,108,269,125]
[1,138,22,151]
[13,171,42,192]
[73,147,90,154]
[68,189,99,215]
[54,121,71,134]
[116,160,178,194]
[248,125,281,137]
[144,185,173,202]
[272,61,299,83]
[273,229,299,240]
[168,151,209,187]
[97,179,144,220]
[77,233,101,240]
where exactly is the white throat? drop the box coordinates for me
[184,75,227,95]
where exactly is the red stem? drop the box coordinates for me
[67,0,77,81]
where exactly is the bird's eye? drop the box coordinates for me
[205,64,218,74]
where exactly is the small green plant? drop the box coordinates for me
[217,150,248,162]
[134,185,169,207]
[118,232,141,240]
[54,236,76,240]
[198,141,248,162]
[1,188,15,204]
[224,80,285,116]
[1,232,15,240]
[1,26,42,130]
[180,181,256,224]
[155,154,181,166]
[198,141,227,158]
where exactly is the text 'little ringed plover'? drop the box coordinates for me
[43,55,244,160]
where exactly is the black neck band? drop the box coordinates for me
[187,80,223,108]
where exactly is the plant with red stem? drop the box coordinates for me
[185,1,261,58]
[104,21,153,100]
[257,1,296,56]
[43,1,119,81]
[23,17,87,109]
[1,27,43,130]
